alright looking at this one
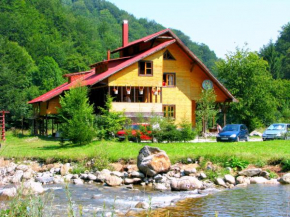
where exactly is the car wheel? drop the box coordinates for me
[245,136,249,142]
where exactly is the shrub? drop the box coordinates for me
[95,95,129,140]
[282,159,290,171]
[179,118,197,142]
[224,156,249,170]
[58,85,96,145]
[151,118,181,143]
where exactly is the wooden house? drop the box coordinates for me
[29,20,237,134]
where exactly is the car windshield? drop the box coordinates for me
[222,125,239,132]
[267,124,285,130]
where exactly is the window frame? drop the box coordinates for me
[138,60,153,77]
[163,104,176,119]
[163,73,176,87]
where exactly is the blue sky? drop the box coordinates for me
[107,0,290,58]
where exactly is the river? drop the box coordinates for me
[43,183,290,216]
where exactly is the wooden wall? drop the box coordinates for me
[39,96,61,116]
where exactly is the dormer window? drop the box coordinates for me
[139,61,153,76]
[163,50,175,60]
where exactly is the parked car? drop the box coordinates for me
[116,123,152,142]
[262,123,290,141]
[216,124,249,142]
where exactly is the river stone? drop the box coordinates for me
[224,174,236,184]
[80,174,88,180]
[199,172,207,179]
[154,174,163,182]
[250,177,268,184]
[137,146,171,177]
[7,163,16,174]
[53,176,64,184]
[11,170,24,183]
[73,178,84,185]
[260,171,270,178]
[183,165,197,175]
[35,176,53,184]
[0,187,17,199]
[279,173,290,184]
[60,163,70,176]
[96,171,111,183]
[64,174,73,182]
[215,178,227,187]
[131,171,145,178]
[23,180,44,195]
[171,176,203,191]
[135,202,149,209]
[124,178,134,184]
[17,164,29,172]
[111,171,123,177]
[23,169,34,180]
[238,168,262,177]
[153,183,170,191]
[236,176,250,184]
[265,179,279,184]
[105,175,123,186]
[88,174,97,181]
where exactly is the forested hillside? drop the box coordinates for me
[0,0,218,125]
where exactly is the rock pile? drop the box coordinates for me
[0,146,289,202]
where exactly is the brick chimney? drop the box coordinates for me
[122,20,128,47]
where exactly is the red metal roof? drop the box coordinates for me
[28,39,176,104]
[29,27,237,104]
[111,29,170,54]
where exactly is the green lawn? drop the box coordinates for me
[1,132,290,165]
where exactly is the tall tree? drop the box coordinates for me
[259,40,283,79]
[216,48,277,131]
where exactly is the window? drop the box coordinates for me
[163,105,175,118]
[163,50,175,60]
[139,61,153,76]
[163,73,176,86]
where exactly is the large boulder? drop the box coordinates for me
[238,168,262,177]
[279,173,290,184]
[224,174,236,184]
[170,176,202,191]
[137,146,171,177]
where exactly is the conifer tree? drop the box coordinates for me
[58,85,95,145]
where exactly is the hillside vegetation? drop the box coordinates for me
[0,0,217,126]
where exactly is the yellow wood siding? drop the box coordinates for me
[39,96,61,115]
[163,43,228,125]
[108,51,163,87]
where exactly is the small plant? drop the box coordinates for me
[224,156,249,170]
[282,159,290,171]
[267,170,278,179]
[255,160,266,168]
[71,163,87,174]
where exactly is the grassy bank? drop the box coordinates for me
[1,132,290,167]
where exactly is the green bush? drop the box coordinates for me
[282,159,290,171]
[179,119,197,142]
[95,95,129,140]
[224,156,249,170]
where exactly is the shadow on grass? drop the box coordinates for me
[38,141,96,150]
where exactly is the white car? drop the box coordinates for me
[262,123,290,141]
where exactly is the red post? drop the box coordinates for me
[2,111,5,141]
[0,111,9,141]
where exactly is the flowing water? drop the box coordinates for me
[42,183,290,216]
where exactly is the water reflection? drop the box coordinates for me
[144,185,290,217]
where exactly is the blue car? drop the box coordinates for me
[216,124,249,142]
